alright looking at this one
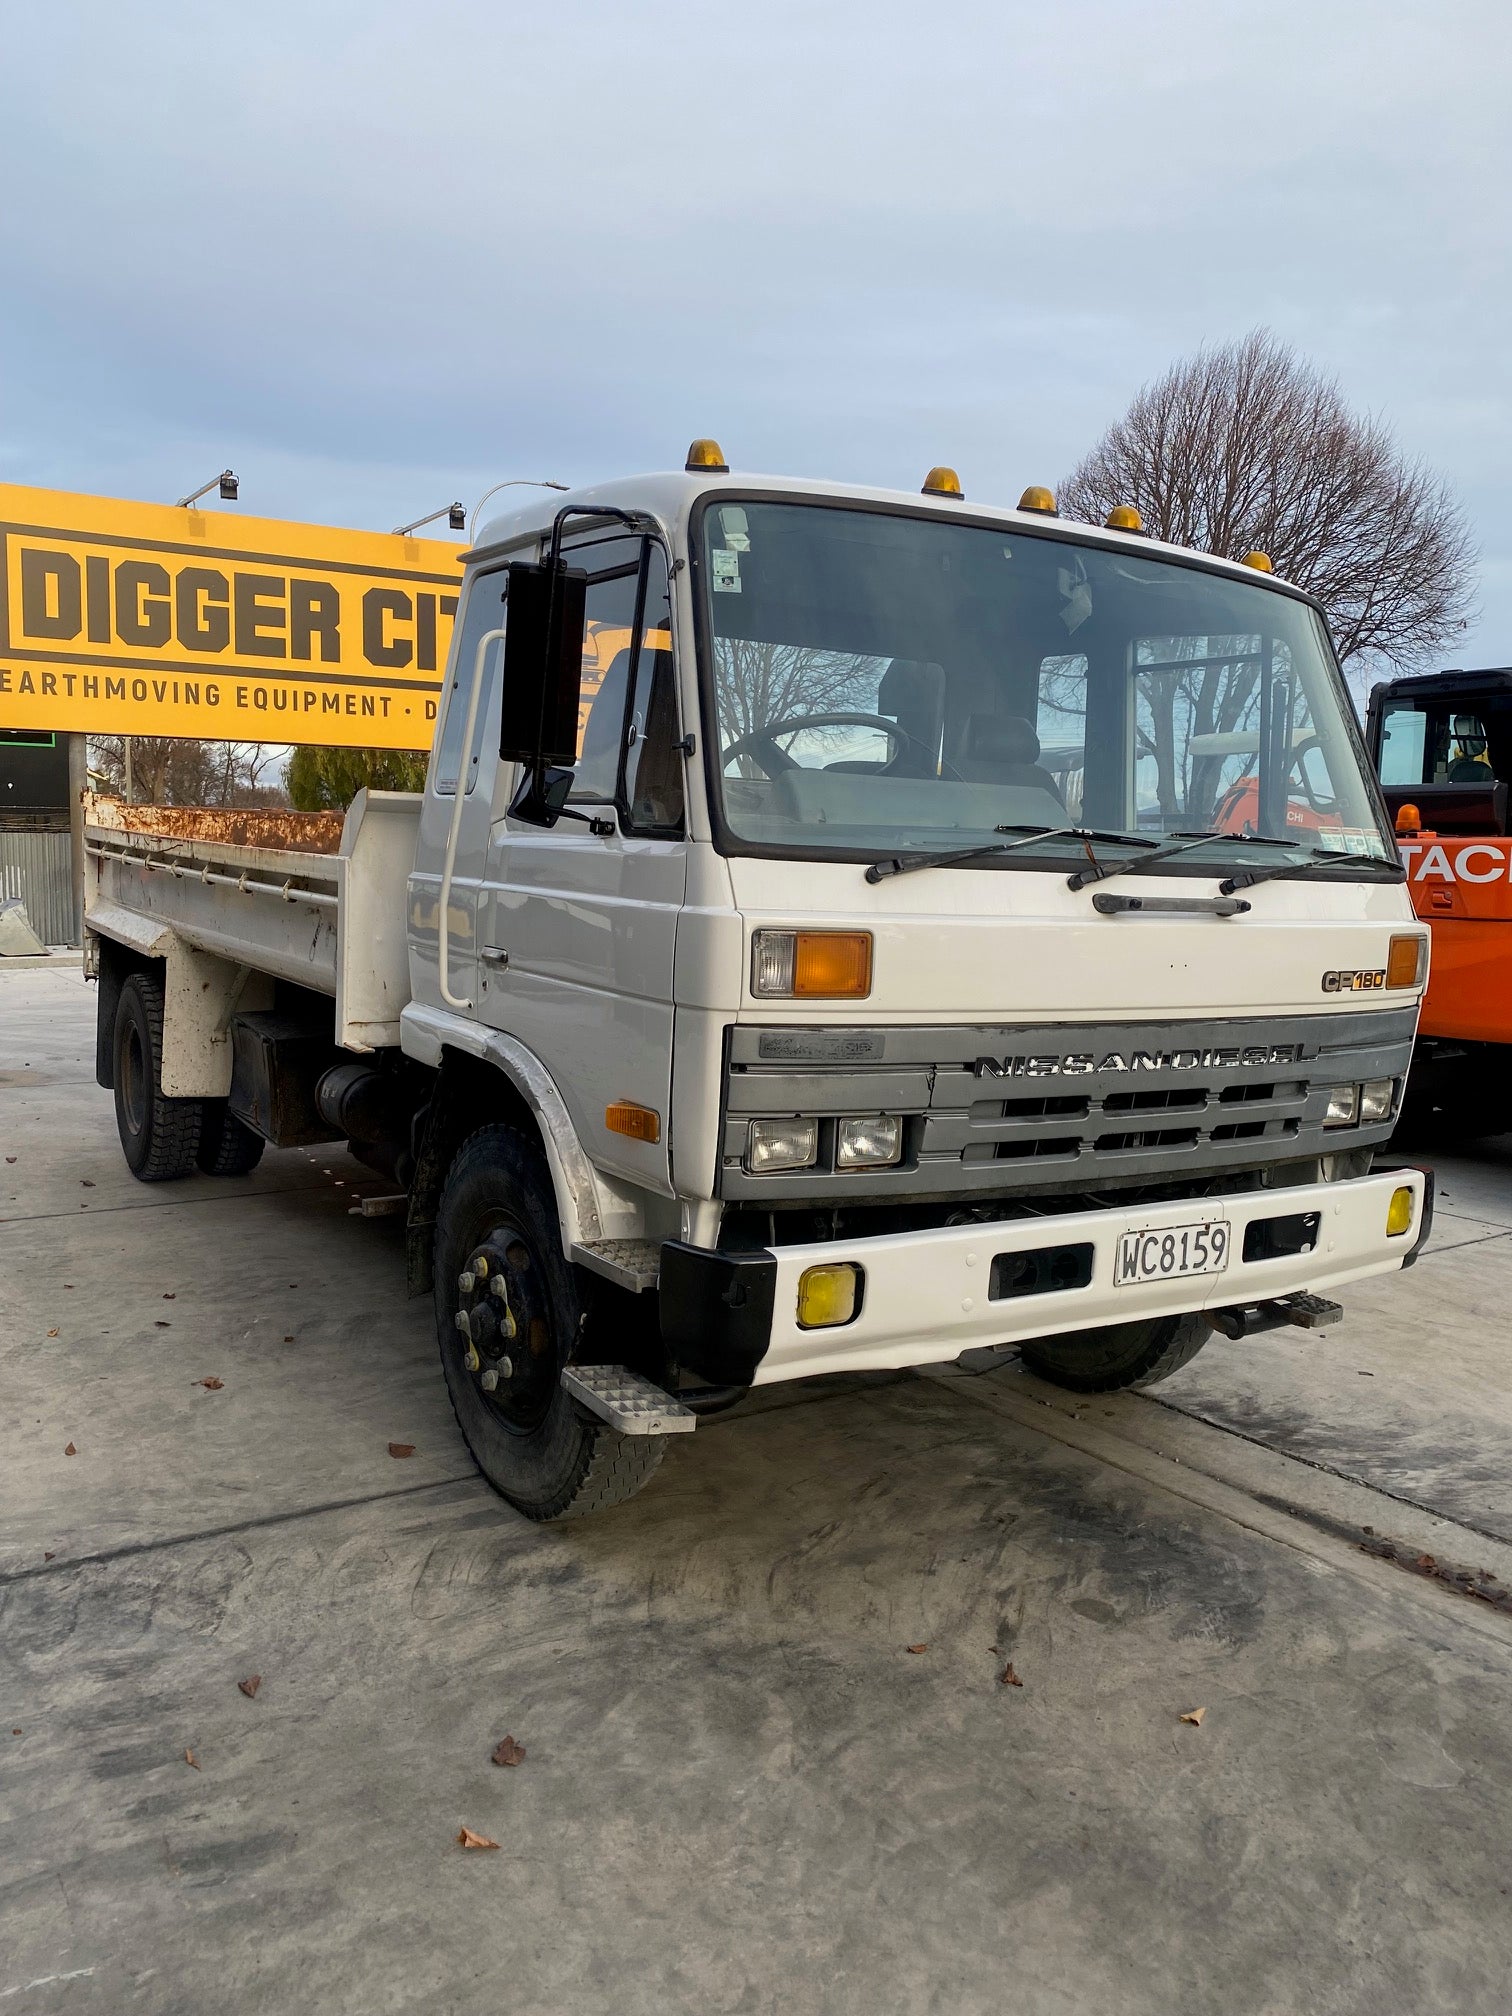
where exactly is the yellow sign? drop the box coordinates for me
[0,484,464,749]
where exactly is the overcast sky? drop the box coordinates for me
[2,0,1508,679]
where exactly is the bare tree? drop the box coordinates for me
[712,640,881,760]
[89,737,290,807]
[1059,330,1476,674]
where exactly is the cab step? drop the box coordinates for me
[562,1364,697,1435]
[1208,1291,1345,1341]
[570,1239,661,1293]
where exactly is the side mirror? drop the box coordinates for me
[500,560,588,767]
[507,764,576,829]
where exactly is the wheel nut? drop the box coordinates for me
[454,1309,473,1339]
[480,1368,499,1393]
[458,1271,476,1294]
[498,1354,514,1380]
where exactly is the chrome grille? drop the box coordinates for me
[719,1009,1417,1201]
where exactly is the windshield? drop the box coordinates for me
[700,501,1392,869]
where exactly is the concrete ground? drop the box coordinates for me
[3,962,1512,2016]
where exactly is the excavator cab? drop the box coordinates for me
[1365,667,1512,1139]
[1366,666,1512,837]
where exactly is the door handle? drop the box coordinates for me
[480,946,510,968]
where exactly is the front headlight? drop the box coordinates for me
[1324,1085,1359,1128]
[746,1117,818,1173]
[836,1114,903,1169]
[1359,1078,1397,1124]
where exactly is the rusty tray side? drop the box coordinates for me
[85,797,346,855]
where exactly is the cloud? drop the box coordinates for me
[1,0,1508,653]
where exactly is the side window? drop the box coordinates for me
[1379,705,1428,786]
[622,545,685,834]
[565,538,685,835]
[567,537,646,803]
[434,567,508,795]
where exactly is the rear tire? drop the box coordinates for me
[433,1124,666,1521]
[197,1103,266,1176]
[1020,1313,1211,1393]
[112,972,205,1182]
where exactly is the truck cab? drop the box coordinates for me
[394,450,1431,1514]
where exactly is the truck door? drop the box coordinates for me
[479,533,687,1191]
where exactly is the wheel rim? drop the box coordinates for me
[119,1020,146,1137]
[450,1212,561,1435]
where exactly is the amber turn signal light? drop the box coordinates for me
[751,929,873,999]
[1386,935,1426,989]
[605,1101,661,1143]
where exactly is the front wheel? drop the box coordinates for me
[433,1124,667,1521]
[1019,1313,1211,1393]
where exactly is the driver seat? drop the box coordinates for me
[958,713,1065,803]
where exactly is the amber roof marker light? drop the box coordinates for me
[1241,550,1274,572]
[686,439,729,473]
[1018,486,1058,515]
[922,466,964,499]
[1104,504,1146,533]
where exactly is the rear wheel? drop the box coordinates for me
[1020,1313,1211,1393]
[197,1102,266,1176]
[112,972,205,1182]
[433,1124,667,1521]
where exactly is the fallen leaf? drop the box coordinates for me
[1416,1553,1437,1571]
[163,1293,176,1300]
[43,1551,55,1561]
[490,1736,526,1767]
[11,1728,20,1735]
[46,1328,59,1338]
[283,1335,295,1343]
[80,1179,95,1188]
[63,1442,76,1456]
[906,1643,929,1655]
[388,1442,415,1458]
[195,1376,224,1390]
[154,1320,171,1329]
[1000,1662,1023,1687]
[64,1284,74,1289]
[457,1826,500,1850]
[1179,1707,1207,1727]
[185,1748,200,1769]
[238,1675,262,1699]
[4,1156,15,1163]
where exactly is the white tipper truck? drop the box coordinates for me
[84,444,1434,1521]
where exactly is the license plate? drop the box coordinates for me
[1113,1219,1230,1286]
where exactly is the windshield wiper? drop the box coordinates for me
[865,825,1161,884]
[1219,848,1405,895]
[1066,828,1301,893]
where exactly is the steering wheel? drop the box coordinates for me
[1286,735,1336,814]
[720,711,960,780]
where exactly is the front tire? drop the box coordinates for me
[112,972,205,1182]
[433,1124,666,1521]
[1020,1313,1211,1393]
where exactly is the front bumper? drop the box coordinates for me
[661,1168,1430,1388]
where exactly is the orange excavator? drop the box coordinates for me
[1365,667,1512,1138]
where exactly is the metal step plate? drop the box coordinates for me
[562,1364,696,1435]
[1283,1291,1345,1330]
[570,1239,661,1293]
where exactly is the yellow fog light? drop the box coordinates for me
[797,1263,862,1330]
[1387,1186,1415,1237]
